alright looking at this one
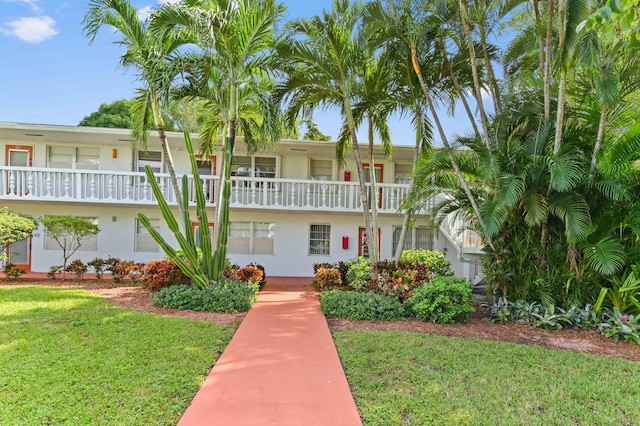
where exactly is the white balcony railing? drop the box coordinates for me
[0,166,411,213]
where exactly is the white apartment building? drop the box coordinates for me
[0,122,482,279]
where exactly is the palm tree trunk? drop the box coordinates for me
[588,104,607,182]
[344,97,378,282]
[544,0,554,121]
[478,24,501,114]
[153,104,186,227]
[533,0,545,78]
[367,116,381,268]
[440,45,481,139]
[212,133,227,249]
[393,110,423,261]
[553,71,567,154]
[458,0,492,151]
[411,45,494,250]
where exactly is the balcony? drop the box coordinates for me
[0,166,412,214]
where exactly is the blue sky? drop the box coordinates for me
[0,0,473,146]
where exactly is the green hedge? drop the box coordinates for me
[407,276,475,323]
[400,249,454,278]
[320,290,406,321]
[152,281,258,313]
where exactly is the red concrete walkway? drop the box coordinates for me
[178,277,363,426]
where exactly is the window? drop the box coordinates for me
[137,151,162,173]
[45,217,98,251]
[309,159,332,180]
[394,163,413,184]
[309,224,330,255]
[48,146,100,170]
[392,226,433,254]
[231,156,277,178]
[228,222,275,254]
[135,218,159,252]
[192,222,214,247]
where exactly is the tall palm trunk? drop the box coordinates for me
[367,116,381,268]
[478,24,501,114]
[212,82,238,282]
[411,45,493,250]
[344,97,378,281]
[440,44,481,138]
[553,71,567,153]
[393,110,423,261]
[152,102,186,225]
[588,105,608,182]
[458,0,492,151]
[543,0,554,121]
[533,0,545,78]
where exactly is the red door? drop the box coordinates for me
[358,227,381,258]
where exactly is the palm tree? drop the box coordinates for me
[278,0,382,278]
[83,0,187,223]
[152,0,284,281]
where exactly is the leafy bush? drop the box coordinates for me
[345,257,372,291]
[320,290,406,321]
[104,257,138,283]
[407,276,475,323]
[597,308,640,344]
[372,260,431,301]
[152,281,258,313]
[65,259,87,280]
[87,258,106,279]
[236,265,265,289]
[400,249,453,278]
[138,259,191,292]
[47,265,63,279]
[313,262,333,274]
[314,267,342,289]
[3,263,26,279]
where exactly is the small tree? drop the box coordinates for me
[41,216,100,279]
[0,207,37,262]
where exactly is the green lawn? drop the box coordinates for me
[0,286,236,425]
[334,330,640,426]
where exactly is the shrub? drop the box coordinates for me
[400,249,453,278]
[87,258,106,279]
[236,265,265,289]
[3,263,26,279]
[138,260,191,292]
[314,267,342,289]
[345,257,372,291]
[65,259,88,280]
[320,290,406,321]
[152,281,258,313]
[372,260,431,301]
[104,257,138,283]
[47,265,63,279]
[407,276,475,323]
[313,262,333,274]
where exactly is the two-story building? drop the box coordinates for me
[0,122,482,280]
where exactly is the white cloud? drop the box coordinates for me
[137,5,153,21]
[1,0,42,13]
[2,16,58,43]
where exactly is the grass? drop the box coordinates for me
[334,330,640,425]
[0,286,236,425]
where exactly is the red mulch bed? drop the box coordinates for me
[2,278,639,362]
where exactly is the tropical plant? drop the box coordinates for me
[407,276,475,324]
[0,207,37,261]
[138,131,216,288]
[83,0,187,223]
[151,0,284,282]
[40,216,100,279]
[594,265,640,315]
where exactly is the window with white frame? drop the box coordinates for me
[137,151,162,173]
[231,156,277,178]
[135,218,160,252]
[48,146,100,170]
[44,217,98,251]
[309,159,333,180]
[309,224,330,255]
[394,163,413,184]
[228,222,275,254]
[392,226,433,254]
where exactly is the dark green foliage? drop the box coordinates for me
[3,263,26,279]
[78,99,134,129]
[152,281,258,313]
[320,290,406,321]
[0,207,37,254]
[407,276,476,323]
[399,249,453,278]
